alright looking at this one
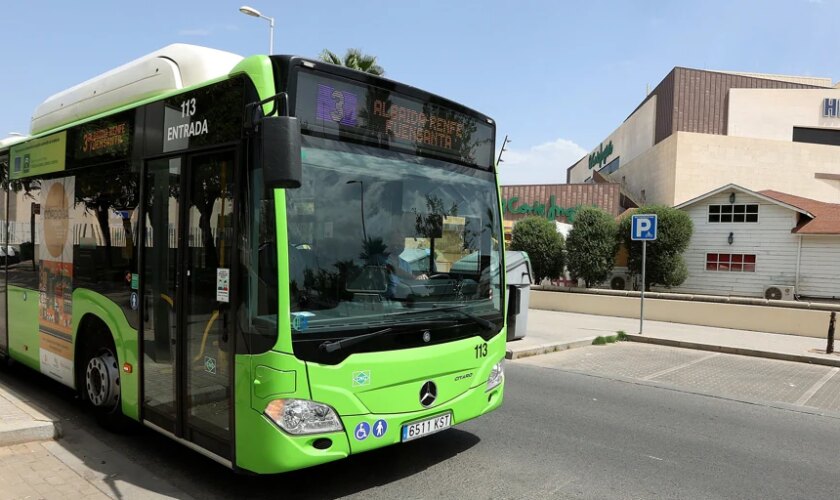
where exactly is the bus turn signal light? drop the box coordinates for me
[123,363,133,374]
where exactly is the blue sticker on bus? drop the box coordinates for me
[372,419,387,438]
[354,422,370,441]
[291,312,314,332]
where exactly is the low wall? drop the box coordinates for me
[531,288,838,338]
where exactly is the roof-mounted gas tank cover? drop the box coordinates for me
[30,44,244,135]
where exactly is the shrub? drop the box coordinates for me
[509,216,565,283]
[617,205,693,290]
[566,206,619,287]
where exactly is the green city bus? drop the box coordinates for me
[0,44,506,473]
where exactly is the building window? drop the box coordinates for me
[706,253,756,272]
[708,204,758,223]
[599,156,620,175]
[793,126,840,147]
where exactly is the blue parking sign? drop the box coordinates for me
[631,214,657,241]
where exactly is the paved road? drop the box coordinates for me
[3,346,840,499]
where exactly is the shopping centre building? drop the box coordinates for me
[566,67,840,206]
[550,67,840,299]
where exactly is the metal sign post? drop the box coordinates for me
[631,214,658,335]
[640,240,646,335]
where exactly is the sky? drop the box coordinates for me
[1,0,837,185]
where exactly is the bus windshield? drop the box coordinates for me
[285,135,503,354]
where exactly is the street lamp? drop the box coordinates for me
[239,5,275,55]
[346,180,367,242]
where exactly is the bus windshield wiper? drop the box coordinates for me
[316,317,471,353]
[447,308,496,332]
[397,304,497,332]
[319,328,393,353]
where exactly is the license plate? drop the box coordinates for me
[401,413,452,442]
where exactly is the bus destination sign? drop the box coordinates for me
[295,69,494,169]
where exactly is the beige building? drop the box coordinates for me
[567,67,840,206]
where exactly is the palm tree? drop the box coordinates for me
[319,48,384,76]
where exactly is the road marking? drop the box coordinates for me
[641,352,720,381]
[794,367,839,406]
[646,455,664,461]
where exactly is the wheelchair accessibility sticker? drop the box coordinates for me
[291,312,314,332]
[354,422,370,441]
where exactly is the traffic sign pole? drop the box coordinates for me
[640,240,646,335]
[631,213,656,335]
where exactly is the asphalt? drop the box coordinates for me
[3,306,839,448]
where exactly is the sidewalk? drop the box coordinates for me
[507,309,840,367]
[0,369,192,500]
[0,381,58,447]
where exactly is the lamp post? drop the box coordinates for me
[346,180,367,242]
[239,5,275,55]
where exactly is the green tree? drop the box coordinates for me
[509,216,565,284]
[618,205,693,290]
[319,48,384,76]
[566,206,618,287]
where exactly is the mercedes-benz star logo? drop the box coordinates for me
[422,330,431,343]
[419,381,437,407]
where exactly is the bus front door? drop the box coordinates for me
[141,150,236,461]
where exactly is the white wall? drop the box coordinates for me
[798,236,840,299]
[567,96,656,183]
[728,88,840,141]
[667,190,799,297]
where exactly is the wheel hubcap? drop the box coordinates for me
[85,350,120,408]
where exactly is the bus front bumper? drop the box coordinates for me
[236,378,504,474]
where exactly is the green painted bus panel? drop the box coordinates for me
[495,168,509,324]
[307,331,506,416]
[253,365,296,399]
[236,407,350,474]
[71,289,140,421]
[235,351,348,474]
[7,286,40,371]
[272,188,294,354]
[229,55,276,109]
[242,349,310,411]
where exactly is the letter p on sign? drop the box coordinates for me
[631,214,657,241]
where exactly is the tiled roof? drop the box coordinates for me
[759,190,840,235]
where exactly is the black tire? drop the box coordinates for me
[79,325,133,432]
[0,352,12,370]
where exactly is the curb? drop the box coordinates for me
[0,380,61,447]
[506,336,597,360]
[626,334,840,368]
[0,420,58,446]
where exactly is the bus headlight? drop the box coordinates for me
[264,399,343,435]
[486,360,504,392]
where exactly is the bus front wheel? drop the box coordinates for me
[79,325,129,430]
[85,348,120,411]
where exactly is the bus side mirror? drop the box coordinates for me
[261,116,302,189]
